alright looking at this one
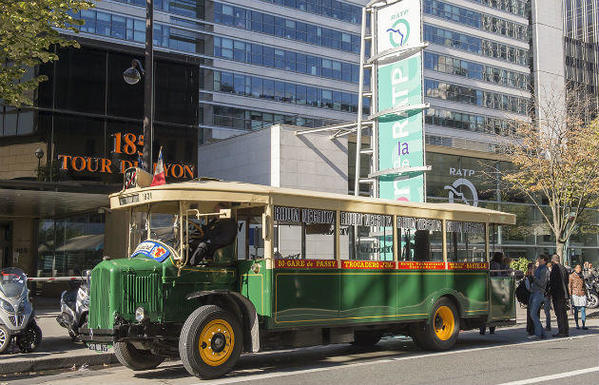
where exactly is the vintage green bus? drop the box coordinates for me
[83,176,516,379]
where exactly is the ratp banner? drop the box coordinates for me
[375,0,425,202]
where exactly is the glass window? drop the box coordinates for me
[273,206,335,259]
[96,12,111,36]
[252,76,262,98]
[446,221,486,262]
[340,212,393,261]
[111,15,126,39]
[262,79,275,100]
[397,216,443,262]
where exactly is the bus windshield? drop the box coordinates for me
[129,202,180,257]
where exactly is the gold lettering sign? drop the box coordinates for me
[57,132,194,179]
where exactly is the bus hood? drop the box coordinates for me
[88,258,164,330]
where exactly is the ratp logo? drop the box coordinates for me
[386,18,410,48]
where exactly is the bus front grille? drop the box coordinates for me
[124,272,159,316]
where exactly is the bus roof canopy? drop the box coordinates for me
[110,179,516,225]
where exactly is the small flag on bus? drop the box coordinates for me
[150,147,166,186]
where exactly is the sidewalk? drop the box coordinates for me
[0,297,117,376]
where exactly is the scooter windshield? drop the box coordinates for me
[0,268,26,298]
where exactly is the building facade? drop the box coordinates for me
[563,0,599,102]
[1,0,598,280]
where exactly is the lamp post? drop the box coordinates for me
[34,148,44,181]
[123,0,153,173]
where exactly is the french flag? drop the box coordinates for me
[151,147,166,186]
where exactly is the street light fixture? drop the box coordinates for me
[34,147,44,181]
[122,0,154,173]
[122,59,145,85]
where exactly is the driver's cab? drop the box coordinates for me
[127,201,265,267]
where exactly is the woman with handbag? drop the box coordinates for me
[569,264,588,330]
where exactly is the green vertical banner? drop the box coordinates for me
[375,0,425,202]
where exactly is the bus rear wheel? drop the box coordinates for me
[410,298,460,351]
[179,305,242,379]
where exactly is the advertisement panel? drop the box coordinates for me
[375,0,425,202]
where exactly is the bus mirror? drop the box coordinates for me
[219,209,231,219]
[262,213,270,240]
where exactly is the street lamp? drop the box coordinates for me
[122,0,153,173]
[34,147,44,181]
[123,59,144,85]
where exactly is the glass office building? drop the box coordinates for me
[0,0,597,280]
[564,0,599,99]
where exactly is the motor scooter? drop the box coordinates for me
[585,277,599,309]
[0,267,42,353]
[56,270,90,340]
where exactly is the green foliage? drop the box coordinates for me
[510,257,532,273]
[0,0,94,106]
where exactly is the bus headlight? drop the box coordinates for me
[135,307,146,322]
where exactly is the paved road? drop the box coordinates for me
[5,323,599,385]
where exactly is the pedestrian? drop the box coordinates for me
[490,252,504,276]
[549,254,570,337]
[569,264,588,330]
[524,263,535,336]
[543,263,552,332]
[502,256,513,276]
[529,255,550,339]
[583,262,592,280]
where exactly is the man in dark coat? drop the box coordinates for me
[549,254,570,337]
[189,203,237,265]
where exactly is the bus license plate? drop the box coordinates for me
[87,343,111,352]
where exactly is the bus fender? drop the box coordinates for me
[186,290,260,353]
[424,289,464,321]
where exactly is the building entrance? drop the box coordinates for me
[0,222,12,268]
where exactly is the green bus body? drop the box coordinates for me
[88,252,514,334]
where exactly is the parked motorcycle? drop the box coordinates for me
[585,277,599,309]
[56,270,90,341]
[0,267,42,353]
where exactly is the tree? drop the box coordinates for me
[497,83,599,260]
[0,0,93,107]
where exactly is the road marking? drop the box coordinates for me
[494,367,599,385]
[207,334,596,384]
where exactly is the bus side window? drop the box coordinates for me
[339,212,393,261]
[272,206,335,260]
[397,217,443,262]
[446,221,486,262]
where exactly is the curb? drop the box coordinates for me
[0,352,118,375]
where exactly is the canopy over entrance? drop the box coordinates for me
[0,180,111,219]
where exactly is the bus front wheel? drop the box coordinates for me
[114,342,165,371]
[410,298,460,351]
[179,305,242,379]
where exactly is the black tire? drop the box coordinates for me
[16,321,42,353]
[179,305,242,379]
[114,342,165,371]
[0,325,10,354]
[410,297,460,351]
[353,331,381,347]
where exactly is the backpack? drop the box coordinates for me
[516,278,530,305]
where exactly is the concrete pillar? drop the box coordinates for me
[11,219,36,275]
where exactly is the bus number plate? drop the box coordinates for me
[87,343,112,352]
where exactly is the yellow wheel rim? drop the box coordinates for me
[198,319,235,367]
[433,306,455,341]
